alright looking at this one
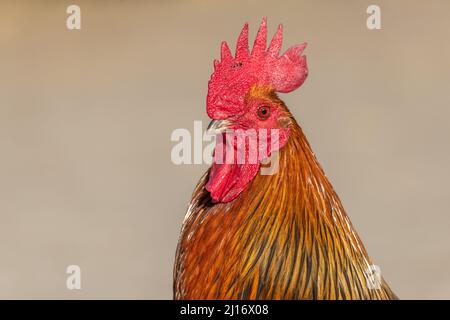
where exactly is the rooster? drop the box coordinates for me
[174,18,397,300]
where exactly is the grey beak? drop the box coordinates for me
[207,119,232,135]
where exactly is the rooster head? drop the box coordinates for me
[205,18,308,203]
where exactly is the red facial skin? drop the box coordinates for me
[234,95,290,132]
[205,88,291,203]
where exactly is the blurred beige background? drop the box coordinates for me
[0,0,449,299]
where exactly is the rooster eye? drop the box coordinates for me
[257,105,271,120]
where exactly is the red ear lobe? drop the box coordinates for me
[272,43,308,93]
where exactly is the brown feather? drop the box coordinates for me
[174,92,397,300]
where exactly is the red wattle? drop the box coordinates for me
[206,162,260,203]
[205,135,260,203]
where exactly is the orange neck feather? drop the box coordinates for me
[174,118,397,300]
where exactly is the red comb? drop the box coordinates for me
[207,17,308,119]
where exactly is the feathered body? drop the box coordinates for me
[174,18,396,300]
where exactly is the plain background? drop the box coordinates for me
[1,0,450,299]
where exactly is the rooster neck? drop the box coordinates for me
[174,121,397,300]
[236,121,358,247]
